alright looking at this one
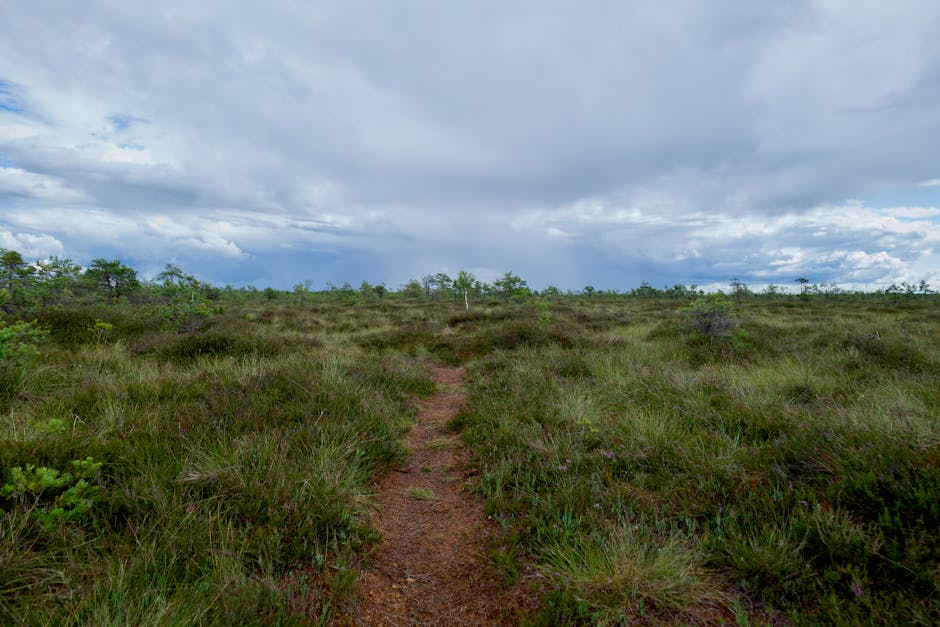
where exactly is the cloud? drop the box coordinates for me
[0,166,87,202]
[888,206,940,219]
[0,1,939,289]
[513,199,940,288]
[0,228,64,258]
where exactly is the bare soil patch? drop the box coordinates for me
[348,365,533,625]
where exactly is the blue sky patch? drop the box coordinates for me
[0,80,26,114]
[865,185,940,213]
[108,114,147,132]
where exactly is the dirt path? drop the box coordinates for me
[350,365,530,626]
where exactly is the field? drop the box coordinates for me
[1,297,938,624]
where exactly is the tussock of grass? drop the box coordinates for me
[540,529,729,623]
[406,487,438,501]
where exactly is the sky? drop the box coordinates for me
[2,0,940,292]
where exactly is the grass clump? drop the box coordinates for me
[540,529,728,623]
[406,487,438,501]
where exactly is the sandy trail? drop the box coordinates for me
[351,365,530,626]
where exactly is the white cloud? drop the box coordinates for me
[0,228,64,257]
[178,234,244,257]
[512,198,940,288]
[883,206,940,219]
[0,1,939,288]
[0,166,87,201]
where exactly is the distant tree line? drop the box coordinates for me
[0,247,935,318]
[0,250,224,312]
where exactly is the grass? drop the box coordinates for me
[449,298,940,624]
[428,436,456,450]
[406,487,438,501]
[540,528,729,624]
[1,297,938,624]
[0,303,434,624]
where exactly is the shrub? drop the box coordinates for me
[447,309,491,326]
[156,331,280,363]
[680,296,738,338]
[0,321,45,365]
[1,457,103,531]
[31,308,97,346]
[460,319,585,356]
[358,322,438,352]
[148,300,219,333]
[535,300,552,323]
[0,321,46,407]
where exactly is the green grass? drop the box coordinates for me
[0,304,434,624]
[2,298,938,624]
[406,487,438,501]
[539,528,728,623]
[450,299,940,624]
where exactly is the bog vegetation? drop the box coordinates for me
[1,248,938,624]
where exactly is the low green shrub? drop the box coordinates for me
[358,322,438,352]
[447,309,493,326]
[0,320,45,365]
[152,331,281,363]
[0,321,46,408]
[147,300,220,333]
[31,308,98,346]
[461,319,585,356]
[680,295,737,338]
[1,457,102,531]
